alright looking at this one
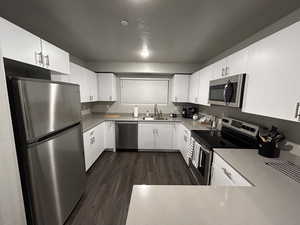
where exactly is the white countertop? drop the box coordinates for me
[126,148,300,225]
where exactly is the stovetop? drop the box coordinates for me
[191,129,258,150]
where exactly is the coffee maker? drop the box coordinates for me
[182,107,198,119]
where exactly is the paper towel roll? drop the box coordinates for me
[133,106,139,118]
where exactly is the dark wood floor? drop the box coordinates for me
[65,151,196,225]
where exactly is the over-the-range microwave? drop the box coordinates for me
[208,74,246,108]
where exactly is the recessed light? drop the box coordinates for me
[120,20,129,26]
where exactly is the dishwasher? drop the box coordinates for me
[116,121,138,151]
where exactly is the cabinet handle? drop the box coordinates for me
[221,68,225,76]
[44,55,50,67]
[222,167,232,180]
[225,66,229,75]
[35,52,43,65]
[175,97,178,102]
[295,102,300,120]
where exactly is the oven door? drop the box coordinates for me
[189,142,213,185]
[208,74,245,108]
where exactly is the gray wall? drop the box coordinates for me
[86,62,200,74]
[201,7,300,68]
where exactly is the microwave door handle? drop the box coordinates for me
[224,80,232,105]
[198,148,203,168]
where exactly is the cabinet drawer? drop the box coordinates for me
[213,153,252,186]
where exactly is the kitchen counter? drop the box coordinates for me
[81,113,210,132]
[126,148,300,225]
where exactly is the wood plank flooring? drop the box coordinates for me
[65,151,196,225]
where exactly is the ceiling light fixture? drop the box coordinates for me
[120,20,129,26]
[140,47,150,58]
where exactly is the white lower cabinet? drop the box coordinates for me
[138,122,174,150]
[211,153,251,186]
[83,122,105,171]
[105,121,115,151]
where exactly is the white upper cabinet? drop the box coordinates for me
[52,63,98,103]
[198,65,213,106]
[225,48,249,76]
[171,74,190,103]
[86,70,98,102]
[69,63,89,102]
[0,17,43,67]
[0,17,70,74]
[98,73,117,101]
[243,22,300,122]
[41,40,70,74]
[189,72,200,104]
[211,58,227,79]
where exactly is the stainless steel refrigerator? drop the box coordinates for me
[7,77,86,225]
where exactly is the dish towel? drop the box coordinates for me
[192,142,201,168]
[187,137,195,159]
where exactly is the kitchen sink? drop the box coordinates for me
[142,117,168,121]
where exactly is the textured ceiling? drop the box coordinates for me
[1,0,300,63]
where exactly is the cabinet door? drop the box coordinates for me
[198,66,213,106]
[212,153,251,186]
[211,58,227,79]
[69,63,89,102]
[189,73,200,104]
[0,17,43,67]
[226,48,249,76]
[83,129,97,171]
[155,123,173,150]
[98,73,117,101]
[171,75,190,102]
[243,22,300,122]
[87,70,98,102]
[211,164,234,186]
[41,40,70,74]
[138,123,155,149]
[94,123,105,156]
[105,121,115,151]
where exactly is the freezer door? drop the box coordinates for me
[26,124,86,225]
[14,78,81,142]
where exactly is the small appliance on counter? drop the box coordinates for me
[169,113,177,118]
[258,126,285,158]
[133,106,139,118]
[182,107,198,119]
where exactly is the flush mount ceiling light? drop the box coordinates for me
[140,47,150,58]
[120,20,129,26]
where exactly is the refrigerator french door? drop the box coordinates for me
[7,77,86,225]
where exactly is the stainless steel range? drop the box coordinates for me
[189,117,259,185]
